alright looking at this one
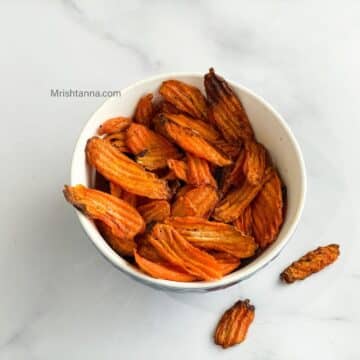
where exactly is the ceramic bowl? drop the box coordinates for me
[70,73,306,292]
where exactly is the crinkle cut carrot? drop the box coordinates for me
[165,216,257,258]
[164,113,221,143]
[134,250,196,282]
[172,185,219,218]
[126,123,182,170]
[209,251,241,275]
[63,185,144,239]
[186,154,217,187]
[213,168,273,222]
[159,80,208,120]
[167,159,188,182]
[205,68,254,143]
[86,137,170,199]
[252,170,284,248]
[160,117,231,167]
[150,223,222,280]
[133,93,154,127]
[243,141,267,185]
[137,200,170,224]
[233,206,253,236]
[98,117,132,135]
[214,299,255,348]
[97,221,135,257]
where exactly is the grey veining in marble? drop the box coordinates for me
[1,1,359,359]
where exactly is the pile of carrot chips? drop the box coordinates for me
[64,68,286,282]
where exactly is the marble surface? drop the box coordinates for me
[1,1,360,359]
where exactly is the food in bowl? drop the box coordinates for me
[63,68,286,282]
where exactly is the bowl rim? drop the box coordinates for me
[70,72,307,291]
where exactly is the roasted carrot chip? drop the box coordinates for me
[186,154,217,188]
[134,250,196,282]
[212,138,241,160]
[165,217,257,258]
[97,221,135,257]
[243,141,267,185]
[136,234,163,262]
[126,123,182,170]
[163,113,221,143]
[133,93,154,127]
[104,132,130,153]
[167,159,188,182]
[213,168,273,223]
[214,299,255,348]
[137,200,170,224]
[172,194,195,217]
[150,223,222,280]
[280,244,340,284]
[172,185,219,218]
[159,80,208,120]
[158,116,231,166]
[86,137,170,199]
[220,150,245,194]
[98,117,132,135]
[111,183,141,208]
[252,170,283,248]
[210,252,241,275]
[109,182,123,198]
[205,68,254,143]
[233,206,253,236]
[158,100,182,115]
[63,185,145,239]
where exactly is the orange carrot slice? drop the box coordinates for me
[243,141,267,185]
[205,68,254,142]
[233,206,253,236]
[252,170,283,248]
[134,250,196,282]
[63,185,144,239]
[149,223,222,280]
[126,123,182,170]
[167,159,188,182]
[186,153,217,187]
[159,80,208,120]
[98,117,132,135]
[165,216,257,258]
[137,200,171,224]
[158,116,231,166]
[213,168,273,222]
[172,185,219,218]
[86,137,170,199]
[97,221,135,257]
[133,93,154,127]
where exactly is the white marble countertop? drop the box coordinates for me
[1,1,360,359]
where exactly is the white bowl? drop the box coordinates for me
[70,73,306,292]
